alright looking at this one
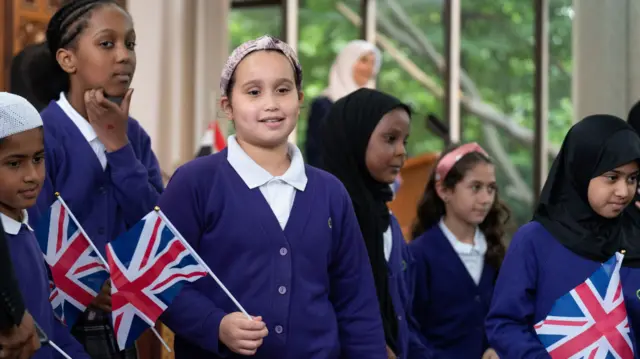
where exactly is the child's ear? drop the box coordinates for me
[435,181,449,203]
[220,96,233,120]
[56,48,77,74]
[297,91,304,117]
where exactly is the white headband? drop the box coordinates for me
[0,92,43,139]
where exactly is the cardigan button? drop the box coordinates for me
[274,325,283,334]
[474,295,481,302]
[98,186,106,194]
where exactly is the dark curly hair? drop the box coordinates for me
[410,144,510,270]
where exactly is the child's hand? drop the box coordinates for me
[482,348,500,359]
[0,311,40,359]
[90,280,112,312]
[219,313,268,356]
[84,88,133,152]
[385,345,397,359]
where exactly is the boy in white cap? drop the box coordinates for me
[0,92,89,359]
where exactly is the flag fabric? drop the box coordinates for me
[534,253,634,358]
[48,278,65,324]
[35,198,109,328]
[195,120,226,157]
[106,210,208,350]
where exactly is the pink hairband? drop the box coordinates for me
[435,142,489,181]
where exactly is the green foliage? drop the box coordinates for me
[229,0,573,228]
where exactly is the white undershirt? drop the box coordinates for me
[438,218,487,285]
[56,92,107,170]
[226,135,307,229]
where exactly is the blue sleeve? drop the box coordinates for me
[304,98,332,167]
[329,184,387,359]
[407,242,438,354]
[157,166,229,356]
[51,317,90,359]
[400,241,433,359]
[485,229,551,359]
[106,126,163,227]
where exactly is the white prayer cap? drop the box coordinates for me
[0,92,43,140]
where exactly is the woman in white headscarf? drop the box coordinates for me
[305,40,382,167]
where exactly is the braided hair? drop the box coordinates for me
[28,0,121,105]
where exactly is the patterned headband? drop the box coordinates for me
[220,35,303,97]
[435,142,489,181]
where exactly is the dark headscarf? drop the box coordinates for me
[319,88,411,352]
[9,43,48,111]
[533,114,640,266]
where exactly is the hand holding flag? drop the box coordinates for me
[106,207,250,351]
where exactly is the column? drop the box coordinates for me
[572,0,640,121]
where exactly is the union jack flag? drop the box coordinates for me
[48,278,65,324]
[534,253,635,358]
[35,198,109,328]
[106,210,207,350]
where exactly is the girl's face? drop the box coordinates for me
[352,52,376,87]
[365,108,410,184]
[587,161,639,218]
[222,51,303,149]
[438,162,497,225]
[58,4,136,97]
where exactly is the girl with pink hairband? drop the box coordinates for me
[409,142,510,359]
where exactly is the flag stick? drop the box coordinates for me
[150,327,171,352]
[49,340,71,359]
[156,208,251,319]
[55,193,110,271]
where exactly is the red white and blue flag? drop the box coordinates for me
[106,210,207,350]
[35,198,108,328]
[534,253,634,358]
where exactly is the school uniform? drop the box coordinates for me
[485,221,640,358]
[1,212,90,359]
[486,114,640,358]
[387,215,433,359]
[409,222,495,358]
[159,136,386,359]
[29,93,163,359]
[305,96,333,167]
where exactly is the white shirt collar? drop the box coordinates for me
[438,218,487,255]
[1,210,32,235]
[56,92,98,143]
[227,135,307,191]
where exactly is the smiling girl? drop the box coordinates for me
[158,35,386,359]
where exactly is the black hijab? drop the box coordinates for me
[533,114,640,266]
[319,88,410,352]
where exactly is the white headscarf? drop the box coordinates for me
[321,40,382,102]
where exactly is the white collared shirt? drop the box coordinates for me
[227,135,307,229]
[439,218,487,285]
[56,92,107,170]
[0,210,32,235]
[383,225,392,262]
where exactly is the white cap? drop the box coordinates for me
[0,92,43,140]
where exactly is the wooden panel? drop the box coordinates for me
[388,153,439,240]
[1,0,128,91]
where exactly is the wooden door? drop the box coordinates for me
[1,0,54,91]
[1,0,127,92]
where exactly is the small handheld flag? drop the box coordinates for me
[534,252,634,358]
[106,209,209,351]
[34,195,109,328]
